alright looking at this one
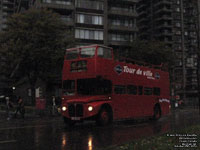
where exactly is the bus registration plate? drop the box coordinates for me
[71,117,80,120]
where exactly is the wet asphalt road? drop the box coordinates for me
[0,108,199,150]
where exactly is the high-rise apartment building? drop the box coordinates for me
[137,0,199,106]
[137,0,173,47]
[33,0,138,51]
[0,0,29,31]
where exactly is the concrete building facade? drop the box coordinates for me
[33,0,138,50]
[137,0,200,106]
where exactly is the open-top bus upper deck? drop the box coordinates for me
[62,45,169,98]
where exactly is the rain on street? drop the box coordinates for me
[0,108,199,150]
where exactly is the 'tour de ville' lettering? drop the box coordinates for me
[123,66,153,78]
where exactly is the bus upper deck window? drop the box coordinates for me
[80,47,96,58]
[98,47,112,59]
[66,50,79,60]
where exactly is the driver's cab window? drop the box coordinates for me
[98,47,112,59]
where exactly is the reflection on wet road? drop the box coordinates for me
[0,109,199,150]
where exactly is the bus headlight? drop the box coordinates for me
[88,106,93,112]
[62,106,67,112]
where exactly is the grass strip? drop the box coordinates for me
[106,125,200,150]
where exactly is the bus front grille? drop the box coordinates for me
[68,104,83,117]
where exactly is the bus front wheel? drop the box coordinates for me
[96,107,112,126]
[153,106,161,120]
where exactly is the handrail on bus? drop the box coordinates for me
[117,57,168,71]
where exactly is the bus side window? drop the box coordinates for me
[98,47,112,59]
[114,85,126,94]
[153,87,160,96]
[144,87,153,95]
[127,85,137,95]
[138,86,143,95]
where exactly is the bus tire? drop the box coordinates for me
[153,105,161,120]
[96,107,113,126]
[63,117,75,127]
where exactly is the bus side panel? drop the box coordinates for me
[141,96,155,116]
[112,95,143,120]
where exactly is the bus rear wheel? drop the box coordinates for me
[96,107,112,126]
[153,106,161,120]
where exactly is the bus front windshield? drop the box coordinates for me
[63,78,112,96]
[77,78,112,95]
[63,80,75,96]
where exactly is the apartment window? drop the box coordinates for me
[110,5,135,13]
[176,7,180,12]
[43,0,72,5]
[110,19,134,27]
[110,33,134,42]
[175,30,181,35]
[75,29,103,40]
[77,14,103,25]
[175,22,181,27]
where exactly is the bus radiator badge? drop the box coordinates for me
[114,65,123,75]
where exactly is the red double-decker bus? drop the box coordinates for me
[61,45,170,126]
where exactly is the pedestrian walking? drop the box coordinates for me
[14,96,25,118]
[5,96,13,120]
[52,96,57,116]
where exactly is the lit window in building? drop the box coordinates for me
[109,33,134,42]
[75,29,103,40]
[43,0,72,5]
[110,19,134,27]
[76,14,103,25]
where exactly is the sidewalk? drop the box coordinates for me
[0,104,61,120]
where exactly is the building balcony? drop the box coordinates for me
[154,7,172,14]
[156,23,172,29]
[154,15,172,22]
[108,40,131,46]
[154,0,172,8]
[138,24,149,30]
[2,6,14,10]
[108,24,138,32]
[137,18,149,24]
[155,31,172,37]
[108,9,138,18]
[2,0,15,5]
[39,1,74,10]
[108,0,138,4]
[122,0,138,2]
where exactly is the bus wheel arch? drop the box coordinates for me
[96,104,113,126]
[153,103,161,120]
